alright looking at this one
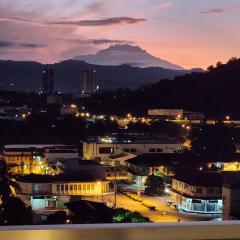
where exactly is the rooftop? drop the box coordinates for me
[17,174,106,183]
[174,171,223,187]
[87,134,182,144]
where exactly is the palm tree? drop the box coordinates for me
[0,160,21,207]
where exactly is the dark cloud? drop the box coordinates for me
[91,38,133,45]
[199,5,240,14]
[0,40,45,48]
[0,41,14,47]
[49,17,146,26]
[0,17,39,24]
[64,38,133,45]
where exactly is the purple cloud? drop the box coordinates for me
[199,5,240,14]
[0,40,45,48]
[49,17,146,26]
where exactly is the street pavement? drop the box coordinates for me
[106,193,221,223]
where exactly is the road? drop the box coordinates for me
[105,193,220,222]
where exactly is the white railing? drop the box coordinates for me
[1,221,240,240]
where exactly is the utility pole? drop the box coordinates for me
[113,159,117,208]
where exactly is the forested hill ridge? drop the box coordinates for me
[85,58,240,117]
[0,59,192,92]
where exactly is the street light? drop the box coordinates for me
[226,116,230,121]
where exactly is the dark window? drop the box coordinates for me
[208,188,213,194]
[61,185,64,192]
[65,185,68,191]
[99,147,114,154]
[87,184,90,190]
[149,148,156,153]
[74,185,77,190]
[156,148,163,153]
[70,184,73,191]
[196,188,203,193]
[78,185,81,190]
[56,184,60,192]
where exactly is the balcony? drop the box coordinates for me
[1,221,240,240]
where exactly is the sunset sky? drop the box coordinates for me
[0,0,239,69]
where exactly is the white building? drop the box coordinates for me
[148,109,183,118]
[18,175,110,211]
[171,172,222,214]
[83,136,183,163]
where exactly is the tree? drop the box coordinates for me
[0,161,21,206]
[190,124,236,160]
[0,197,33,225]
[112,208,150,223]
[144,175,165,196]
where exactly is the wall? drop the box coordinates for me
[172,179,221,199]
[83,142,183,161]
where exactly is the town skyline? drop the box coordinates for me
[0,0,240,69]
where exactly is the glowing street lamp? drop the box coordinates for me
[226,116,230,121]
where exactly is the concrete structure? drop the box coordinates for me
[18,175,110,211]
[42,68,54,94]
[222,176,240,220]
[83,136,183,163]
[82,70,98,96]
[171,172,222,214]
[1,221,240,240]
[183,111,204,120]
[60,158,106,179]
[148,109,183,118]
[126,154,175,178]
[3,144,79,175]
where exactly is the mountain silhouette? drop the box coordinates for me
[73,44,184,70]
[0,59,191,92]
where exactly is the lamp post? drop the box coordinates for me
[113,160,117,209]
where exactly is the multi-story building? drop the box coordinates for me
[18,175,110,211]
[42,68,54,94]
[222,175,240,220]
[126,154,175,181]
[148,109,183,119]
[171,171,222,214]
[3,144,79,175]
[82,70,98,96]
[83,136,183,163]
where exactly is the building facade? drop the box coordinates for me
[83,140,183,162]
[222,177,240,220]
[18,177,110,211]
[82,70,98,96]
[3,144,79,175]
[42,68,54,94]
[171,173,222,214]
